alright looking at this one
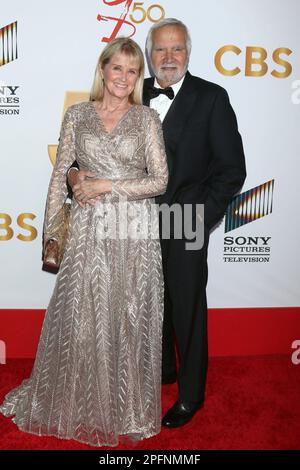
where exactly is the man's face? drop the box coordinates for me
[150,25,189,87]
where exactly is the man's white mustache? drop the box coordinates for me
[160,64,178,68]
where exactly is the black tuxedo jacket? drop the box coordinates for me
[143,72,246,230]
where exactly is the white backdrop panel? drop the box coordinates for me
[1,0,299,307]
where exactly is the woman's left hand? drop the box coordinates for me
[73,178,112,204]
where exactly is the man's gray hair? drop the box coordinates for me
[145,18,192,59]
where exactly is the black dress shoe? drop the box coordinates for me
[162,400,203,428]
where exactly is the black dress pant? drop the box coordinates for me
[160,233,209,403]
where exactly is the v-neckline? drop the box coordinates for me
[91,101,136,136]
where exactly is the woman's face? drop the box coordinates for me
[101,52,140,101]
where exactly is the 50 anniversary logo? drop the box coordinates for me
[48,1,166,166]
[97,0,165,43]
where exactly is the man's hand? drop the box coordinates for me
[73,179,112,205]
[68,169,100,208]
[68,168,95,189]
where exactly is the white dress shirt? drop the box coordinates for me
[149,75,185,122]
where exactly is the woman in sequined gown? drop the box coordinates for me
[0,38,168,447]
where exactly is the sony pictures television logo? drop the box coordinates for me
[223,179,274,263]
[0,84,20,115]
[0,21,20,115]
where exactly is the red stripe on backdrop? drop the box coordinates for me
[0,308,299,359]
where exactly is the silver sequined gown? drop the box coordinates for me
[0,102,168,447]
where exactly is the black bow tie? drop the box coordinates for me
[148,85,175,100]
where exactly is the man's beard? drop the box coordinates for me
[152,62,188,85]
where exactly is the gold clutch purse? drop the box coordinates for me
[43,202,71,270]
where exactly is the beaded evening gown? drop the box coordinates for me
[0,102,168,447]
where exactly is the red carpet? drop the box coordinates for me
[0,355,299,450]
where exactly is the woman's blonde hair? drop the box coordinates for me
[90,37,145,104]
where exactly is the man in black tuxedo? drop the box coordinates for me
[68,18,246,428]
[141,18,246,428]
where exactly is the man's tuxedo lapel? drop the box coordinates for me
[143,73,198,145]
[143,72,199,173]
[162,72,198,146]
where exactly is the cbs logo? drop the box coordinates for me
[0,213,37,241]
[215,45,292,78]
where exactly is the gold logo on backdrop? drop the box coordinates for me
[48,91,90,166]
[0,213,37,241]
[215,45,292,78]
[129,3,165,23]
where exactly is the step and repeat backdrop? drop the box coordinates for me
[1,0,299,309]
